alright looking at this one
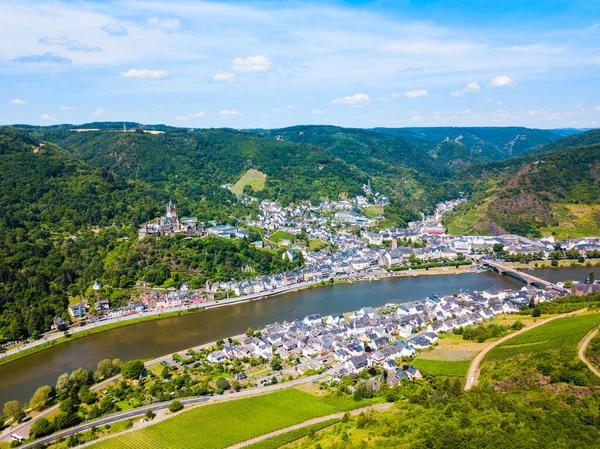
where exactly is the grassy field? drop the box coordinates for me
[87,389,373,449]
[229,169,267,195]
[243,418,340,449]
[267,230,296,244]
[308,239,330,251]
[0,308,204,367]
[363,206,384,218]
[539,204,600,239]
[484,313,600,363]
[411,358,472,377]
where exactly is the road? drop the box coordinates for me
[225,402,393,449]
[578,328,600,377]
[464,310,586,390]
[18,373,328,449]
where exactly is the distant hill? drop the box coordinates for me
[372,126,565,161]
[443,129,600,237]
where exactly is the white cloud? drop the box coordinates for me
[451,81,480,96]
[60,106,76,110]
[10,98,26,105]
[312,109,325,115]
[491,75,516,87]
[410,115,425,122]
[92,108,105,116]
[332,93,370,106]
[232,55,272,72]
[218,109,241,117]
[101,23,128,36]
[38,35,75,46]
[176,116,188,121]
[212,72,236,82]
[147,17,181,32]
[120,69,169,79]
[13,52,72,64]
[594,106,600,112]
[68,42,102,53]
[41,113,51,120]
[402,89,428,98]
[189,111,205,118]
[273,105,295,113]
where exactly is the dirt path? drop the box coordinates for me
[226,403,393,449]
[464,309,587,390]
[578,328,600,377]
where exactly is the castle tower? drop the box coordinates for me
[166,199,177,220]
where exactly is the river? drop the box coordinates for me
[0,267,596,405]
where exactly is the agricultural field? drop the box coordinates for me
[243,418,340,449]
[87,389,371,449]
[411,358,472,377]
[229,169,267,195]
[485,313,600,363]
[308,238,330,251]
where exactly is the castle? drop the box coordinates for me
[138,201,200,239]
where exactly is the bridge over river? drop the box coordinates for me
[476,258,567,292]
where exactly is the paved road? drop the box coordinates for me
[578,328,600,377]
[18,373,328,449]
[464,309,587,390]
[226,402,393,449]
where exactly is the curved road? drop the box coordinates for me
[464,310,586,390]
[18,373,326,449]
[578,328,600,377]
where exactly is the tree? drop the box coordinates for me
[30,385,53,411]
[493,243,504,254]
[168,400,183,413]
[53,411,82,431]
[69,368,90,389]
[215,377,230,390]
[94,359,116,382]
[245,327,254,337]
[563,280,573,289]
[120,360,145,379]
[30,417,54,438]
[145,410,156,420]
[3,400,25,423]
[532,307,542,317]
[56,373,70,398]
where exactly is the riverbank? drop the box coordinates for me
[0,265,481,369]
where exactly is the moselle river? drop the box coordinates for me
[0,267,596,405]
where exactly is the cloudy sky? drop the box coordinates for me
[2,0,600,129]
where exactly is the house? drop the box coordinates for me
[406,365,423,380]
[96,299,110,311]
[387,368,410,386]
[52,317,68,331]
[93,279,103,290]
[303,314,322,325]
[68,303,87,319]
[207,350,227,364]
[346,354,371,373]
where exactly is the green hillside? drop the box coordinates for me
[372,126,563,160]
[444,129,600,236]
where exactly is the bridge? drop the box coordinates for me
[475,258,567,292]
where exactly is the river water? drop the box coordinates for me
[0,267,596,405]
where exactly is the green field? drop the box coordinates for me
[308,239,330,251]
[244,418,340,449]
[229,169,267,195]
[539,204,600,239]
[411,358,472,377]
[485,313,600,363]
[363,206,384,219]
[267,230,296,244]
[87,389,371,449]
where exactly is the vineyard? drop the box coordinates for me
[243,418,340,449]
[87,389,369,449]
[484,313,600,363]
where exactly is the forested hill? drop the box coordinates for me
[371,126,565,160]
[443,129,600,237]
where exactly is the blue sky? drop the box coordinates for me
[1,0,599,129]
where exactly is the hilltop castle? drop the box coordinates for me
[138,201,200,239]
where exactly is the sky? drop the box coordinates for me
[1,0,600,129]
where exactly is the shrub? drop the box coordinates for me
[169,400,184,413]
